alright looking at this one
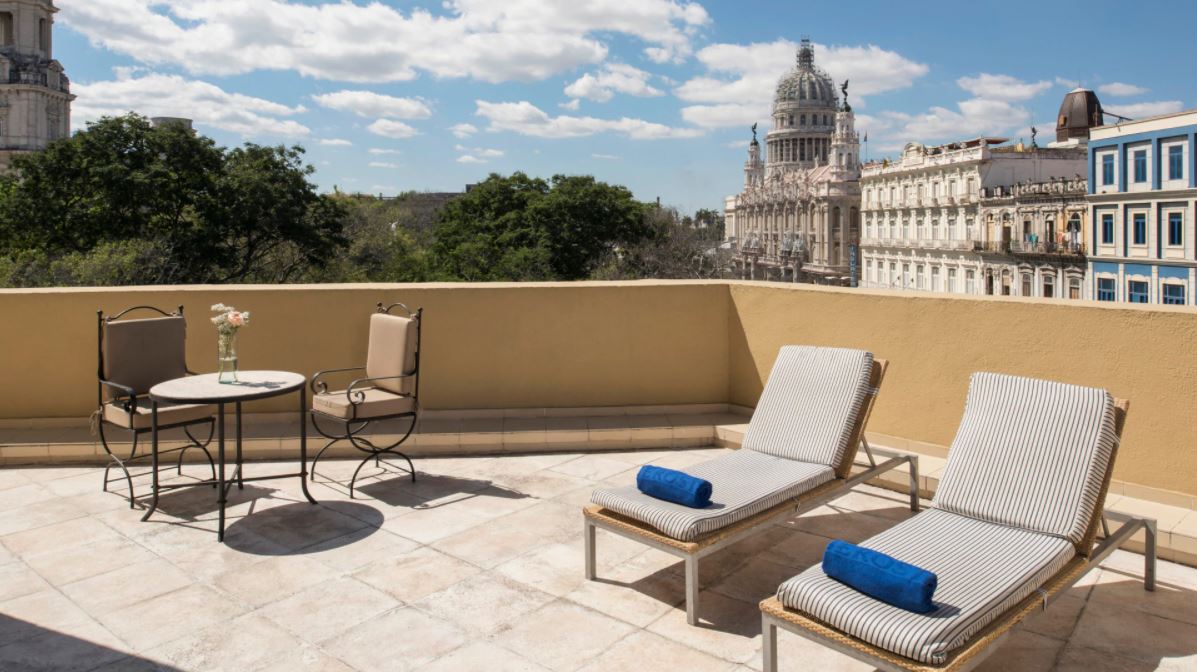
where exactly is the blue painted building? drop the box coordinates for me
[1088,110,1197,305]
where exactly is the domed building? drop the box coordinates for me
[0,0,72,172]
[724,38,861,284]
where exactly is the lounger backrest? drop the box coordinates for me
[933,372,1118,546]
[743,346,874,469]
[102,315,188,397]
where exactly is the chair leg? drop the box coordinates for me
[685,555,700,626]
[348,452,376,500]
[309,437,341,481]
[761,613,779,672]
[584,519,597,580]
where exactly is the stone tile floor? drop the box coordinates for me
[0,447,1195,671]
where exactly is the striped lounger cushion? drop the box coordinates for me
[742,346,875,469]
[777,509,1075,665]
[777,372,1117,664]
[591,448,834,541]
[933,372,1118,546]
[590,346,873,541]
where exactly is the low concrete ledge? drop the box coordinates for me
[0,404,751,465]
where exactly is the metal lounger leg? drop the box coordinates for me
[685,555,699,626]
[761,613,779,672]
[908,455,921,512]
[1145,519,1157,592]
[584,518,597,580]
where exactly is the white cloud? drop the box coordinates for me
[1055,76,1080,89]
[367,119,419,139]
[455,144,504,163]
[318,138,352,146]
[592,153,620,160]
[312,90,431,119]
[674,39,927,128]
[368,148,400,155]
[59,0,708,84]
[1098,82,1150,97]
[72,70,309,137]
[884,98,1031,144]
[957,74,1051,102]
[680,103,765,130]
[564,63,663,103]
[476,100,703,139]
[449,123,478,138]
[1104,101,1184,120]
[559,99,581,111]
[368,161,399,169]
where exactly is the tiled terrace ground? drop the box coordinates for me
[0,448,1195,672]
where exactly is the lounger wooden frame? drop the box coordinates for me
[760,399,1158,672]
[584,360,922,626]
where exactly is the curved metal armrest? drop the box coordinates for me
[99,379,138,412]
[345,373,415,405]
[310,366,367,394]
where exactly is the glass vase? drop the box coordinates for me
[217,332,238,383]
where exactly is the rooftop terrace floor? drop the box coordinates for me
[0,448,1194,672]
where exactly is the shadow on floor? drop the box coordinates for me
[350,467,530,510]
[0,614,180,671]
[223,500,385,556]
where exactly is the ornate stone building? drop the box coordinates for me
[724,39,861,284]
[976,176,1089,299]
[0,0,71,172]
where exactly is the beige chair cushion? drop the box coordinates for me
[103,399,213,430]
[365,313,417,396]
[312,387,416,420]
[103,315,188,397]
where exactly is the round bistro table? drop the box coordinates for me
[144,371,317,541]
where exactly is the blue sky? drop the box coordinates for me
[57,0,1192,214]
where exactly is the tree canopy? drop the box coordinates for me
[0,114,348,285]
[429,173,649,281]
[0,117,731,287]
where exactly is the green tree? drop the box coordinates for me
[0,114,348,286]
[429,172,648,281]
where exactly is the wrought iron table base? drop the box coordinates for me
[141,386,317,542]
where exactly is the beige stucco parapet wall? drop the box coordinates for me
[1,280,1195,499]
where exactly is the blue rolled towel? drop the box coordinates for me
[636,465,713,508]
[822,540,938,613]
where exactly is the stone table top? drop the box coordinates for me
[150,371,305,404]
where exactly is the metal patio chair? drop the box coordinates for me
[96,305,216,508]
[309,302,422,497]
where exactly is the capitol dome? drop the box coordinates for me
[774,39,838,110]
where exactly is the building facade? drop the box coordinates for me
[975,176,1089,299]
[860,138,1089,295]
[1087,109,1197,305]
[724,39,861,284]
[0,0,71,171]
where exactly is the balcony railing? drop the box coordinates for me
[1008,240,1087,256]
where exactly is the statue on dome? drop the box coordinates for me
[751,123,758,144]
[841,79,850,112]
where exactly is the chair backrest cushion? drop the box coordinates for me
[365,313,418,396]
[102,315,188,396]
[742,346,874,468]
[933,372,1118,545]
